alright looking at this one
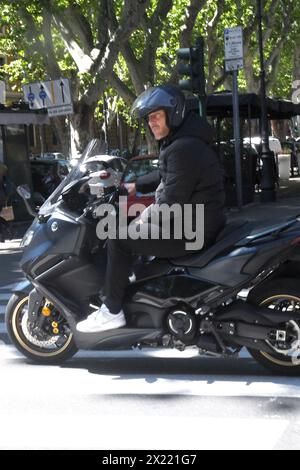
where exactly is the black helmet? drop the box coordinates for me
[131,85,186,129]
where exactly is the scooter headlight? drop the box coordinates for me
[21,230,34,247]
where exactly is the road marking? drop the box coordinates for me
[0,293,11,300]
[0,282,20,290]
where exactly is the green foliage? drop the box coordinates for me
[1,0,300,119]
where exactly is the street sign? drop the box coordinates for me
[23,82,45,109]
[23,78,72,112]
[224,26,244,72]
[47,103,73,117]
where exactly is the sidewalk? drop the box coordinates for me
[0,219,30,251]
[226,177,300,226]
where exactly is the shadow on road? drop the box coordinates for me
[60,353,270,378]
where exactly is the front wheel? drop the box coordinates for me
[5,292,78,364]
[247,278,300,375]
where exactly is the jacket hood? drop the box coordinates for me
[168,111,216,145]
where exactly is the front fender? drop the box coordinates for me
[12,279,33,295]
[12,280,44,322]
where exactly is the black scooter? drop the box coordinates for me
[6,141,300,374]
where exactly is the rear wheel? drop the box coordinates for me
[247,278,300,375]
[5,293,77,364]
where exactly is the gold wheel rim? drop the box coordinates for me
[11,296,73,358]
[260,294,300,367]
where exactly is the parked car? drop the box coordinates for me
[121,154,158,210]
[280,141,300,176]
[36,152,66,161]
[243,136,283,185]
[30,158,70,201]
[214,141,259,205]
[243,136,282,155]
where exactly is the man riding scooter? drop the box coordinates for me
[77,84,226,333]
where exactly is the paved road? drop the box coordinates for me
[1,343,300,450]
[0,240,24,343]
[1,240,300,450]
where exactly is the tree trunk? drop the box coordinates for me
[51,116,70,158]
[129,125,140,156]
[69,101,102,153]
[292,36,300,135]
[271,120,288,142]
[293,37,300,87]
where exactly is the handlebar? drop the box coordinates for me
[75,186,120,223]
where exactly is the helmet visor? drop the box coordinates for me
[131,87,177,119]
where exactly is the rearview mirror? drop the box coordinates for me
[17,184,31,200]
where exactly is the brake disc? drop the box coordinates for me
[21,310,60,349]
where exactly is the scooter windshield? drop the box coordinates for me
[38,139,106,215]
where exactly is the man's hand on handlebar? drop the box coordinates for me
[124,182,136,196]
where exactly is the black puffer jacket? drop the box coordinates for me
[136,111,226,244]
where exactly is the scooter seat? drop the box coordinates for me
[169,221,253,268]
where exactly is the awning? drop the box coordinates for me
[186,92,300,119]
[0,110,50,125]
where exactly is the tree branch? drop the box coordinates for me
[179,0,206,47]
[264,3,294,91]
[92,0,151,94]
[52,14,94,72]
[141,0,173,81]
[66,5,94,52]
[262,0,281,47]
[41,8,61,79]
[212,69,228,91]
[109,71,136,105]
[17,6,46,56]
[84,0,151,104]
[265,45,283,91]
[293,34,300,81]
[96,0,110,56]
[169,0,206,85]
[121,44,145,94]
[206,0,226,92]
[17,4,62,81]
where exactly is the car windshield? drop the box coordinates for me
[122,158,158,183]
[39,139,111,215]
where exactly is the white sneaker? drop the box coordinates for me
[76,304,126,333]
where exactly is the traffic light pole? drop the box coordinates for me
[177,36,206,118]
[195,37,206,119]
[257,0,276,202]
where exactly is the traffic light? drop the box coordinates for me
[176,37,205,97]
